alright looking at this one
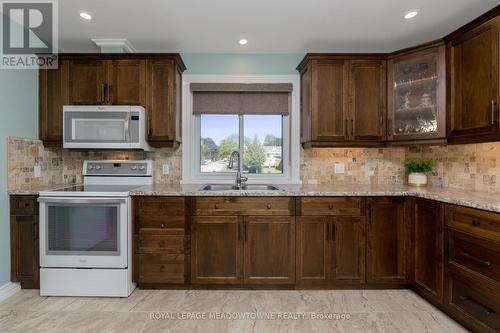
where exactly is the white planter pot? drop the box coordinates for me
[408,172,428,186]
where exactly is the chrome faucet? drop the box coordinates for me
[228,151,248,189]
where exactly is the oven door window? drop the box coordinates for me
[47,204,120,255]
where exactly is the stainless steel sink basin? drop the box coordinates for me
[199,184,283,191]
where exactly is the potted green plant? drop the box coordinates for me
[404,160,434,186]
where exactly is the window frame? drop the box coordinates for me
[182,75,301,185]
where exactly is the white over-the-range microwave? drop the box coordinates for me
[63,105,151,150]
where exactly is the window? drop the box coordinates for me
[200,114,284,174]
[182,75,300,184]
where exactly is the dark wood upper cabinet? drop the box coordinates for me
[191,216,243,284]
[146,59,182,146]
[297,55,386,148]
[39,54,185,147]
[387,42,446,144]
[348,60,387,142]
[68,59,107,105]
[366,197,407,284]
[411,198,444,305]
[39,60,68,147]
[447,16,500,143]
[244,216,295,284]
[108,59,146,106]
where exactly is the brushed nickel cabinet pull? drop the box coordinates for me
[491,100,496,125]
[266,203,272,209]
[160,223,165,228]
[460,252,491,267]
[107,85,113,104]
[101,84,106,103]
[459,296,494,315]
[328,203,334,210]
[214,204,219,209]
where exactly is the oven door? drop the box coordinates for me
[39,197,129,268]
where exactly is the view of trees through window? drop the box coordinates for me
[200,115,283,174]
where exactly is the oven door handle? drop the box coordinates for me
[38,197,128,205]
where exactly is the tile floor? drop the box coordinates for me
[0,289,467,333]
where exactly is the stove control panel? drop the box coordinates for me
[83,160,153,176]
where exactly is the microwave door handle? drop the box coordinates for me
[124,113,130,143]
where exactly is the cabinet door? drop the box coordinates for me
[413,199,444,304]
[388,45,446,142]
[68,59,107,105]
[191,216,243,284]
[10,213,39,289]
[108,60,146,106]
[146,59,176,145]
[367,197,406,284]
[449,17,500,138]
[244,216,295,284]
[39,60,68,146]
[296,217,331,285]
[332,216,366,284]
[348,60,386,142]
[311,59,348,142]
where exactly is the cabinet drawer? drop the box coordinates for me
[447,271,500,332]
[10,196,38,215]
[193,197,294,216]
[139,254,185,284]
[448,230,500,283]
[135,197,186,216]
[136,215,186,231]
[446,205,500,242]
[139,233,185,253]
[298,197,364,216]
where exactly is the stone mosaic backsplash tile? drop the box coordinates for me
[6,137,181,190]
[7,136,500,194]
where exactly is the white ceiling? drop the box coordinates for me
[59,0,500,53]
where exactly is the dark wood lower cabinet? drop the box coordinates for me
[10,196,39,289]
[411,198,444,304]
[244,216,295,285]
[296,215,365,285]
[191,216,243,284]
[366,197,407,284]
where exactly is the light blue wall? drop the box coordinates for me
[0,70,38,286]
[0,13,39,286]
[0,52,302,286]
[182,53,304,75]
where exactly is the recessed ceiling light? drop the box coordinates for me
[238,39,248,45]
[404,10,419,19]
[79,12,92,20]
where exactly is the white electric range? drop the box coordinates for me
[38,160,153,297]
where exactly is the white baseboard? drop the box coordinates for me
[0,282,21,303]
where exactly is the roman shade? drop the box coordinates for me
[191,83,292,115]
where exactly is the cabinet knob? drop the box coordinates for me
[266,204,272,209]
[471,220,481,227]
[214,204,219,209]
[328,204,334,210]
[160,223,166,228]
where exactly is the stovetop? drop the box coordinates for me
[39,183,146,197]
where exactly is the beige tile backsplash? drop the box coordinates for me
[7,136,500,194]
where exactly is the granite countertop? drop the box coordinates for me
[9,183,500,214]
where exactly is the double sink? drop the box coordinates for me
[199,184,283,192]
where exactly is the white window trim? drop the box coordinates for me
[181,74,301,185]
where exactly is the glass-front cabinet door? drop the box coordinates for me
[387,44,446,143]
